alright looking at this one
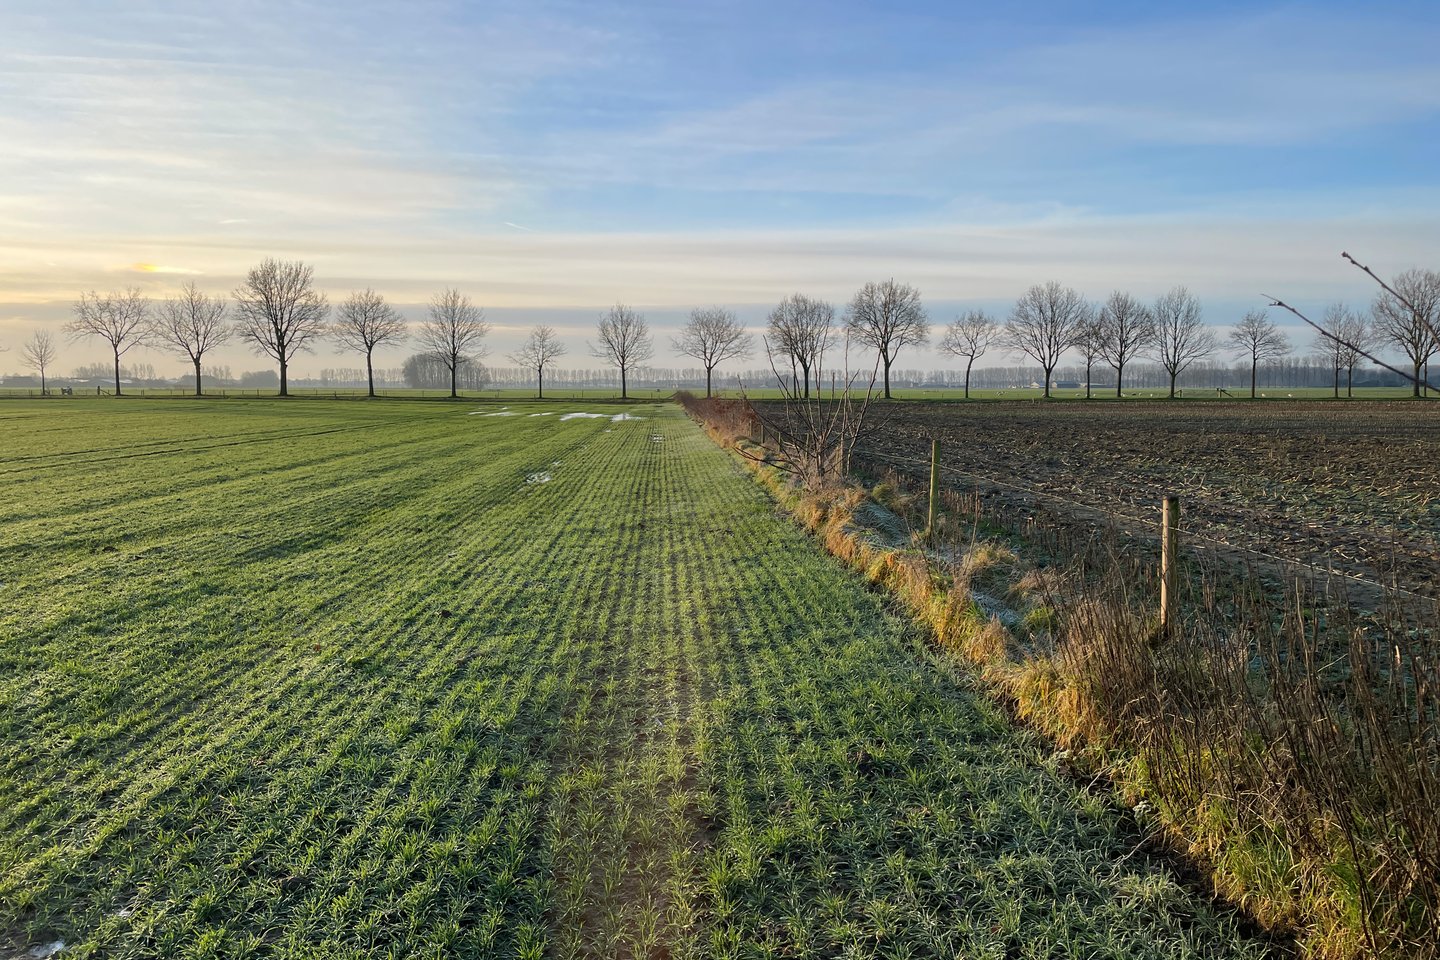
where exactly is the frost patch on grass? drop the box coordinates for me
[21,942,66,959]
[559,412,607,421]
[650,435,665,443]
[610,413,645,422]
[528,412,553,417]
[481,411,520,417]
[525,472,553,484]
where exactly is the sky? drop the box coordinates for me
[2,0,1439,376]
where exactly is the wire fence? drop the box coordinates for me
[854,444,1437,604]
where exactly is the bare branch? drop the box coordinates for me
[417,289,489,399]
[332,288,407,397]
[1005,281,1090,399]
[507,325,567,399]
[21,330,58,395]
[155,281,230,396]
[845,279,928,399]
[589,304,653,400]
[1146,286,1214,398]
[939,310,1000,399]
[767,294,835,399]
[672,307,751,397]
[232,259,329,397]
[66,287,150,396]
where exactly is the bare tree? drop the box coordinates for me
[67,288,150,396]
[767,294,834,398]
[672,307,751,398]
[845,279,928,400]
[1313,304,1350,398]
[938,310,1000,399]
[1371,269,1440,398]
[1227,309,1290,399]
[590,304,653,400]
[1096,291,1154,398]
[1269,253,1438,398]
[232,259,329,397]
[1074,313,1104,399]
[508,325,567,399]
[418,289,489,399]
[752,328,882,489]
[1147,286,1214,399]
[1005,281,1090,399]
[153,282,230,396]
[332,288,407,398]
[1336,308,1375,398]
[22,331,58,395]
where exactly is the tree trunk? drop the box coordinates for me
[366,352,375,398]
[279,358,289,397]
[1168,370,1177,399]
[620,366,627,400]
[1116,363,1124,399]
[1043,367,1053,399]
[1084,360,1092,399]
[882,360,892,400]
[450,361,458,399]
[538,367,544,400]
[114,354,122,397]
[1250,357,1257,399]
[964,360,973,400]
[705,366,713,398]
[40,372,46,396]
[1347,365,1354,398]
[1414,362,1423,398]
[195,357,203,397]
[1333,365,1340,398]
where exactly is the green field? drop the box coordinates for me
[1,400,1272,958]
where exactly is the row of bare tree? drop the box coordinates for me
[57,260,657,399]
[942,273,1439,400]
[36,255,1440,400]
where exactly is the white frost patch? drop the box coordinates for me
[481,411,519,417]
[558,412,607,421]
[610,413,645,422]
[528,412,553,417]
[26,942,66,959]
[525,472,553,484]
[650,435,665,443]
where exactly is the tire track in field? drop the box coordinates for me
[544,414,721,960]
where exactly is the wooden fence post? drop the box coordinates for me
[1161,495,1179,635]
[927,438,941,540]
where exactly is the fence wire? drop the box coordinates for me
[856,444,1437,604]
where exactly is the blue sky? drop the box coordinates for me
[2,0,1439,371]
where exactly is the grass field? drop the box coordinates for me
[1,399,1274,958]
